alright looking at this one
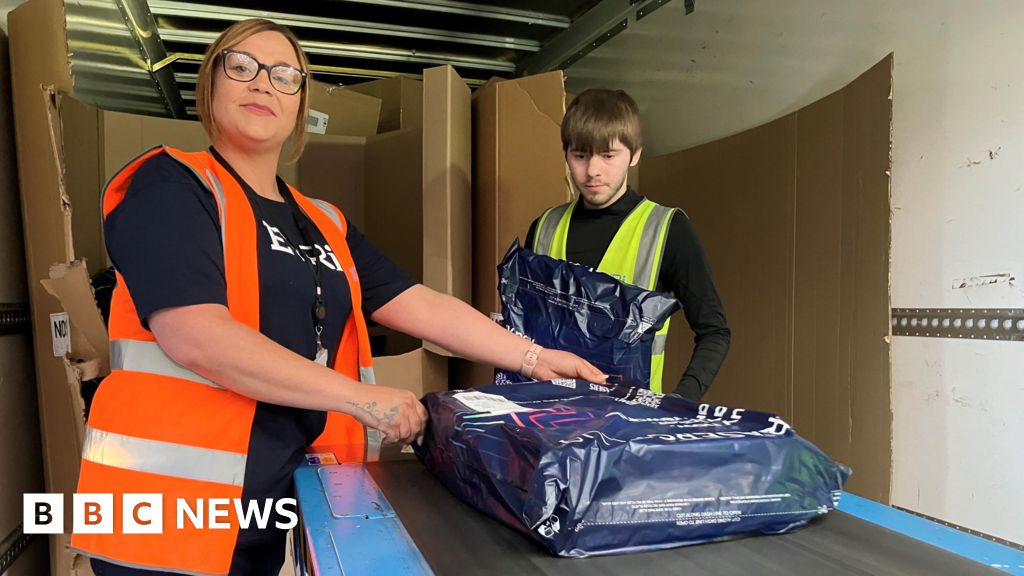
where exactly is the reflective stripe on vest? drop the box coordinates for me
[533,203,570,255]
[110,339,221,389]
[82,426,246,486]
[535,197,678,392]
[75,147,377,575]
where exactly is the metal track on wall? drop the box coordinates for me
[891,505,1024,552]
[61,0,681,118]
[0,302,31,335]
[0,527,35,574]
[891,308,1024,341]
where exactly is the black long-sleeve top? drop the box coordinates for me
[525,188,731,400]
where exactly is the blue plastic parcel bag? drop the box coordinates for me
[496,242,680,386]
[415,380,850,557]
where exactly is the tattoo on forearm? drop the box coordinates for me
[346,400,401,430]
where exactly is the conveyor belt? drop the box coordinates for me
[362,459,1006,576]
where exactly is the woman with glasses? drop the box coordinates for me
[73,19,606,576]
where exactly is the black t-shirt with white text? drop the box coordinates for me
[104,149,415,547]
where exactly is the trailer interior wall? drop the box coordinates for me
[0,26,48,575]
[638,56,893,505]
[566,0,1024,545]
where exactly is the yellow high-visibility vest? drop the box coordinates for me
[533,197,677,392]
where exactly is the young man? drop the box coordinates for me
[525,88,730,400]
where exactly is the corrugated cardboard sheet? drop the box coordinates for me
[308,80,382,138]
[9,1,81,572]
[642,55,893,502]
[421,66,471,356]
[348,76,423,133]
[457,71,572,388]
[0,26,49,575]
[471,71,572,318]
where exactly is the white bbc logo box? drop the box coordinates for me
[23,494,63,534]
[24,494,164,534]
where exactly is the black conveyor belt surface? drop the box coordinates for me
[366,460,1003,576]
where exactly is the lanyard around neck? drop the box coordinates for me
[211,148,327,344]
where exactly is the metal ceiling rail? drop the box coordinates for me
[66,0,187,117]
[115,0,188,117]
[148,0,541,52]
[65,13,135,35]
[77,80,174,98]
[66,39,149,69]
[69,59,152,77]
[322,0,571,28]
[519,0,672,75]
[159,28,517,71]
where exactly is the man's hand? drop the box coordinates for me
[345,385,427,445]
[530,349,607,385]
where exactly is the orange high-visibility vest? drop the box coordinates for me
[72,146,380,575]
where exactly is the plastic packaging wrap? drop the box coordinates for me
[416,380,850,557]
[496,242,680,386]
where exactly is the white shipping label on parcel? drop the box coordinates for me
[454,391,532,415]
[49,312,70,357]
[306,109,329,134]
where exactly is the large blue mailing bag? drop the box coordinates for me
[496,242,680,386]
[416,380,850,557]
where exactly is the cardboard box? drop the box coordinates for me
[307,80,382,138]
[291,66,472,359]
[373,348,449,397]
[640,56,893,503]
[280,134,367,229]
[347,76,423,133]
[453,71,572,388]
[368,346,447,462]
[9,2,87,572]
[420,66,471,317]
[0,25,50,576]
[470,71,572,317]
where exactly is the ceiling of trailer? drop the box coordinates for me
[63,0,683,118]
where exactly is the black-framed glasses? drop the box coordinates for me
[220,49,306,95]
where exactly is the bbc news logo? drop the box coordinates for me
[23,494,298,534]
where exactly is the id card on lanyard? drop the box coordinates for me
[315,337,329,366]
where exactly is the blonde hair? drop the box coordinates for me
[195,19,311,161]
[562,89,642,156]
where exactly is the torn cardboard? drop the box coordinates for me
[459,70,572,387]
[40,260,109,376]
[9,1,89,572]
[0,25,47,572]
[471,70,572,317]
